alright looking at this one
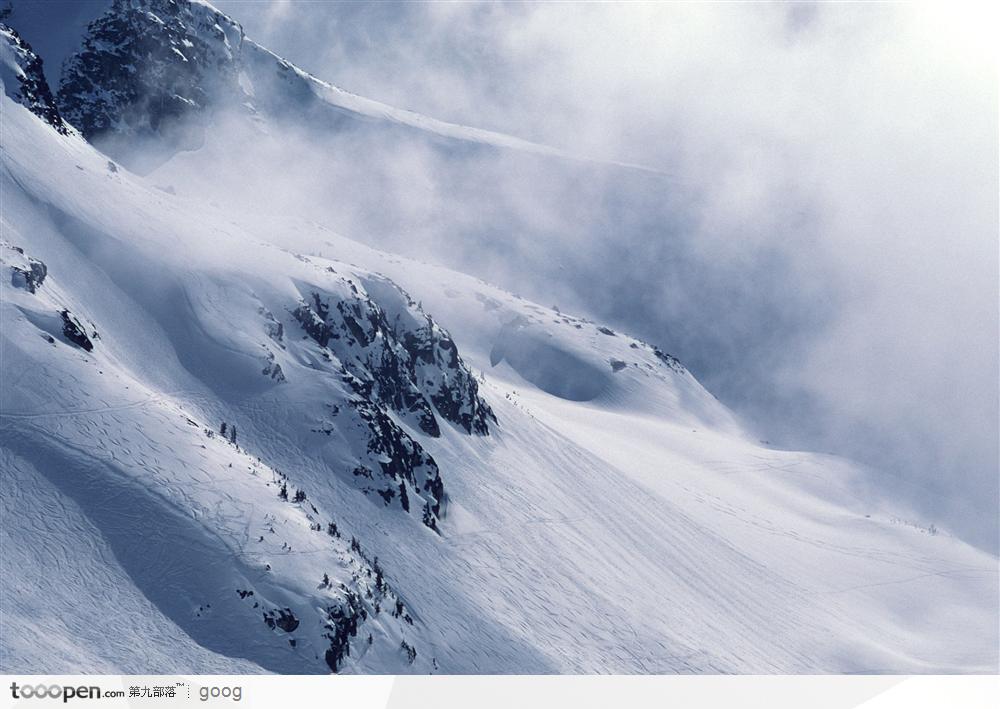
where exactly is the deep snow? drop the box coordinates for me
[1,13,997,674]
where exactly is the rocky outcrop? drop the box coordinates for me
[262,607,299,634]
[0,24,71,134]
[375,278,496,436]
[322,591,363,672]
[60,310,95,351]
[294,276,495,438]
[345,390,445,526]
[56,0,247,147]
[221,441,422,673]
[289,273,493,529]
[651,345,685,374]
[3,243,100,353]
[11,258,47,293]
[5,244,48,293]
[294,290,439,436]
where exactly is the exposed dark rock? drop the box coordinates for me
[56,0,247,153]
[422,500,438,533]
[261,350,285,382]
[0,24,71,133]
[10,257,46,293]
[401,640,417,664]
[295,286,447,437]
[60,310,94,351]
[295,276,495,437]
[370,276,496,435]
[322,591,362,672]
[289,277,489,526]
[262,607,299,633]
[652,346,685,373]
[348,394,444,520]
[399,318,494,436]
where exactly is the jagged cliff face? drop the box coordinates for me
[294,275,495,439]
[56,0,247,151]
[286,273,494,528]
[0,23,71,134]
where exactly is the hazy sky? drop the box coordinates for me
[12,0,998,551]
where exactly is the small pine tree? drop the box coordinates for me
[229,425,237,444]
[422,500,436,530]
[401,640,417,664]
[398,481,409,512]
[278,482,288,501]
[293,489,307,503]
[220,422,227,437]
[327,521,339,537]
[322,573,330,587]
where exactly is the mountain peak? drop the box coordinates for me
[56,0,247,155]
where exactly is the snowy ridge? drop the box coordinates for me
[50,0,660,173]
[240,38,571,160]
[1,12,997,676]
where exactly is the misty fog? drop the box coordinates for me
[212,0,999,553]
[9,0,997,552]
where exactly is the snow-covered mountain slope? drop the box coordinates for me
[46,0,620,173]
[1,46,997,675]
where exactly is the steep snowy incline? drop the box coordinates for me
[1,69,997,674]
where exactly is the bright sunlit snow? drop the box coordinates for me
[1,0,996,675]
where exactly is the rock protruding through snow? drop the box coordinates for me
[293,276,495,438]
[0,23,72,134]
[56,0,247,161]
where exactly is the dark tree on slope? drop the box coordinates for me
[422,501,438,532]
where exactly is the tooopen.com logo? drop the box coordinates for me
[10,682,125,702]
